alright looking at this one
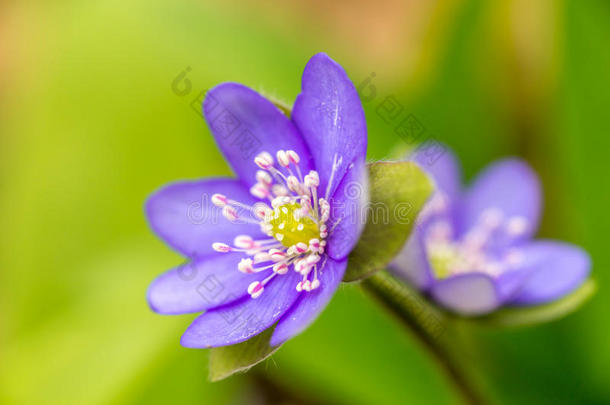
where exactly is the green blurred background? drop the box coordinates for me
[1,0,609,403]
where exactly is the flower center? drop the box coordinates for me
[267,202,319,247]
[420,194,530,279]
[210,150,343,299]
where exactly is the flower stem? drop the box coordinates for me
[362,271,486,405]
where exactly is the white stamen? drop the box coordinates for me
[286,176,301,193]
[269,249,286,261]
[234,235,255,249]
[250,183,270,199]
[254,152,274,169]
[253,205,271,220]
[212,242,231,252]
[309,238,320,252]
[253,252,271,263]
[273,262,288,275]
[238,258,255,274]
[506,216,529,236]
[248,281,264,298]
[306,254,321,265]
[211,193,228,207]
[256,170,273,185]
[304,171,320,187]
[222,206,239,221]
[272,184,289,197]
[287,150,300,164]
[276,150,290,167]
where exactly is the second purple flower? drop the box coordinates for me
[391,146,591,315]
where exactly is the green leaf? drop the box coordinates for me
[471,279,597,327]
[208,327,280,382]
[344,161,433,282]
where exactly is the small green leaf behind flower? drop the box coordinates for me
[344,161,433,282]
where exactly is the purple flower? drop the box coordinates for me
[390,146,591,316]
[146,53,367,347]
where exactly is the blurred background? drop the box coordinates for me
[1,0,609,403]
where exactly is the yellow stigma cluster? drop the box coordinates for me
[267,202,319,248]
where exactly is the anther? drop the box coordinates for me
[269,249,286,261]
[211,193,228,207]
[256,170,273,185]
[250,183,270,199]
[286,176,301,193]
[248,281,264,298]
[306,254,321,265]
[254,252,271,263]
[304,171,320,187]
[286,150,300,165]
[273,262,288,275]
[254,152,274,169]
[238,258,255,274]
[234,235,255,249]
[276,150,290,167]
[309,238,320,252]
[212,242,231,252]
[254,205,272,220]
[222,206,239,221]
[272,184,289,197]
[271,196,291,208]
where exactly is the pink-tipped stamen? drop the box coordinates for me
[248,281,264,298]
[211,193,228,207]
[212,242,232,252]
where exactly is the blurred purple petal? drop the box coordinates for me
[145,179,265,257]
[494,265,534,302]
[326,159,368,260]
[460,159,541,243]
[203,83,313,186]
[509,241,591,305]
[389,231,434,290]
[430,273,500,315]
[147,253,271,315]
[270,257,347,346]
[411,142,461,202]
[293,53,367,198]
[181,271,302,348]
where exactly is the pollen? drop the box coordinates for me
[267,202,319,247]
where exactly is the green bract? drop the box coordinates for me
[344,161,433,282]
